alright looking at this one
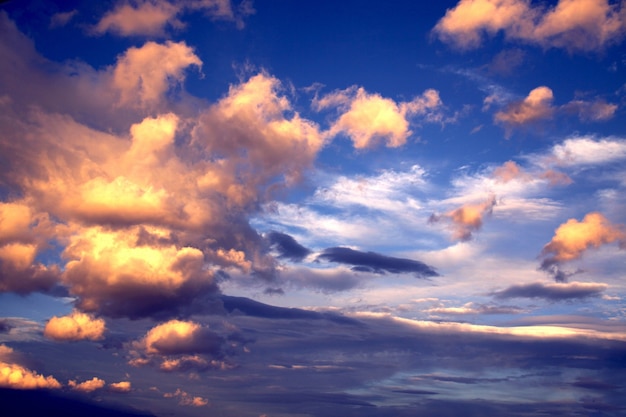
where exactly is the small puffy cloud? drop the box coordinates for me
[49,10,78,28]
[164,388,209,407]
[317,247,438,278]
[94,0,182,37]
[434,0,626,52]
[429,196,496,241]
[315,86,443,148]
[135,320,224,356]
[562,99,618,121]
[0,346,61,390]
[492,160,572,186]
[494,86,555,132]
[94,0,253,36]
[540,212,625,271]
[109,381,132,393]
[68,377,106,393]
[494,87,617,136]
[112,40,201,108]
[44,310,106,342]
[491,281,607,300]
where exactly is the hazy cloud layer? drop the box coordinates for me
[491,281,607,300]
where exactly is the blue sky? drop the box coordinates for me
[1,0,626,416]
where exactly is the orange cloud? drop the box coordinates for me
[495,86,555,133]
[95,0,182,36]
[44,310,106,342]
[434,0,626,52]
[0,345,61,390]
[68,377,106,392]
[541,212,626,269]
[113,41,201,108]
[430,197,497,241]
[134,319,223,356]
[492,160,572,186]
[315,87,443,149]
[109,381,132,393]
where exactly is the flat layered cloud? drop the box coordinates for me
[315,86,443,148]
[491,281,607,300]
[44,310,106,342]
[317,247,438,277]
[434,0,626,52]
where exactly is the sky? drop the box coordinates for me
[0,0,626,416]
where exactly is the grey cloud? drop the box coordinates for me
[317,247,438,277]
[491,282,606,301]
[265,231,311,262]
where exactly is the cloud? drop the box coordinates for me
[164,388,209,407]
[492,160,572,186]
[493,87,617,136]
[43,310,106,342]
[93,0,253,36]
[317,247,438,277]
[112,41,202,108]
[491,281,607,300]
[494,86,555,132]
[540,212,625,272]
[265,231,311,262]
[68,377,106,393]
[109,381,132,393]
[545,136,626,167]
[49,10,78,28]
[315,86,443,148]
[135,319,224,356]
[433,0,626,52]
[429,196,496,241]
[0,345,61,389]
[426,302,523,315]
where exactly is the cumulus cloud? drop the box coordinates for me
[434,0,626,52]
[94,0,252,36]
[493,86,617,136]
[317,247,439,277]
[1,25,326,317]
[109,381,132,393]
[491,281,607,300]
[546,136,626,167]
[315,86,443,148]
[429,196,496,241]
[134,320,224,356]
[112,41,201,108]
[164,388,209,407]
[44,310,106,342]
[540,212,625,278]
[494,86,555,133]
[68,377,106,392]
[0,345,61,390]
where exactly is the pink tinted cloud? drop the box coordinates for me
[434,0,626,52]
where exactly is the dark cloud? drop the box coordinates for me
[317,247,438,277]
[221,295,360,325]
[491,282,606,301]
[263,287,285,296]
[265,231,311,262]
[0,388,156,417]
[0,319,12,333]
[572,377,618,391]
